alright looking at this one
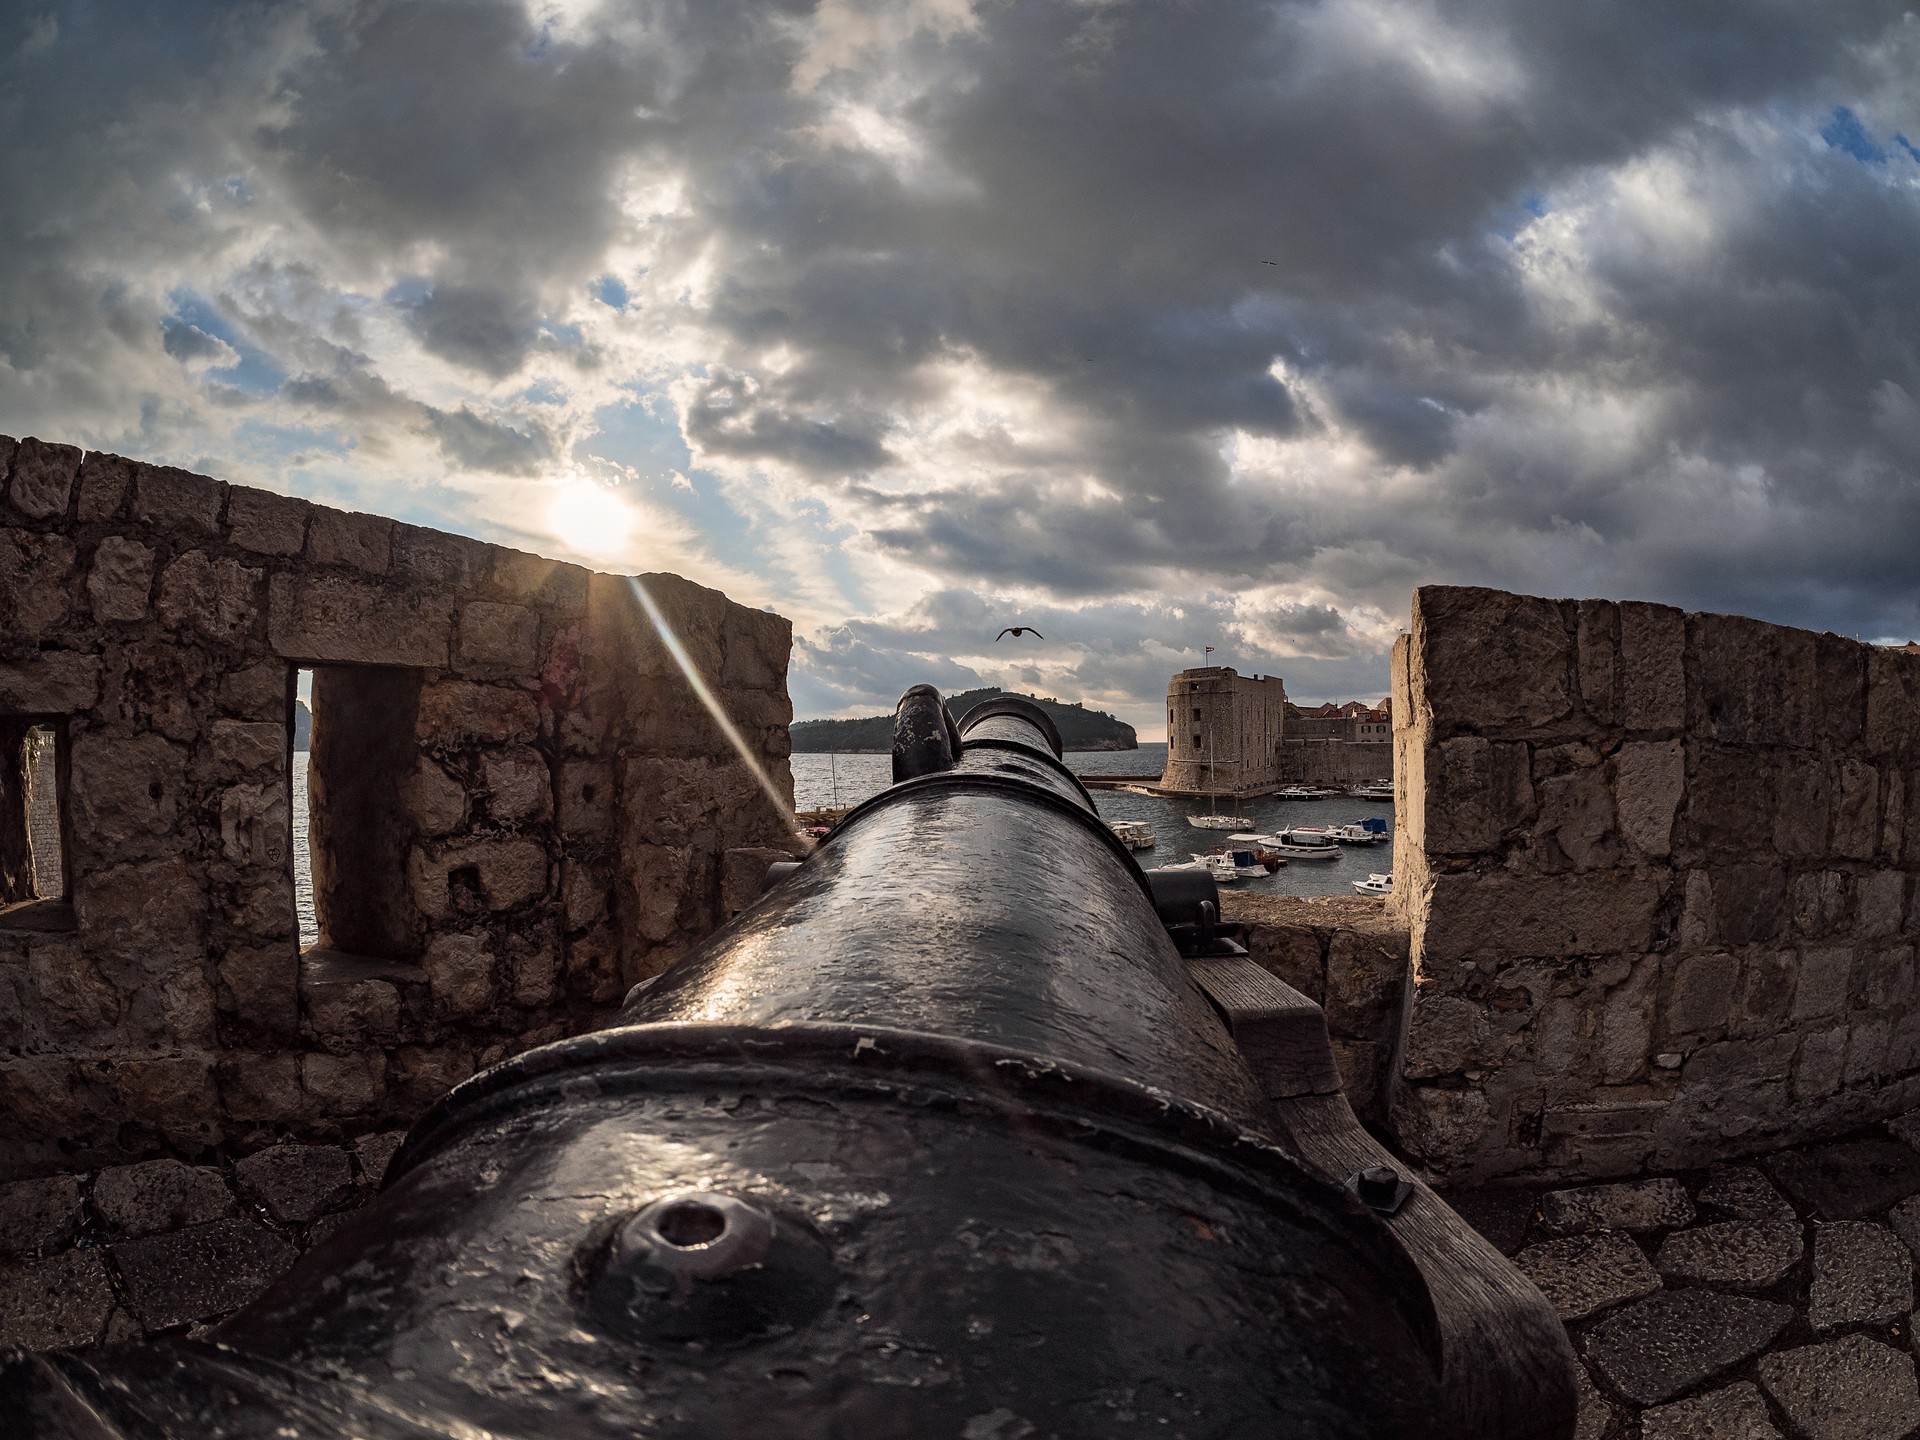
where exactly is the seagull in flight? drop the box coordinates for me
[995,627,1044,641]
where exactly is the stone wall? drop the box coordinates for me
[0,435,796,1180]
[1279,737,1393,788]
[1223,893,1408,1121]
[1389,585,1920,1184]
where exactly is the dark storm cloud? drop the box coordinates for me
[4,0,1919,724]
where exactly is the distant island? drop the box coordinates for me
[294,698,311,750]
[792,688,1137,752]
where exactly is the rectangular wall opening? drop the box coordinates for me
[0,717,71,928]
[291,664,424,961]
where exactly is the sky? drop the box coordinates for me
[2,2,1917,741]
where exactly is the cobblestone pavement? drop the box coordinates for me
[16,1119,1920,1439]
[0,1133,403,1352]
[1449,1110,1920,1440]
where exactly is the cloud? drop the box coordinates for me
[1,0,1916,735]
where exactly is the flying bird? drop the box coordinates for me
[995,627,1044,641]
[1261,260,1277,265]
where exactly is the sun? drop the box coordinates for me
[547,480,638,561]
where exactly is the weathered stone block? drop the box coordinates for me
[457,600,540,673]
[218,660,289,721]
[210,719,285,776]
[509,940,561,1007]
[1513,1232,1659,1321]
[1421,737,1533,854]
[1760,1334,1920,1440]
[23,942,119,1044]
[133,463,224,534]
[0,530,75,641]
[269,573,452,667]
[113,1055,221,1143]
[0,1175,82,1255]
[1666,1035,1797,1143]
[114,1218,296,1330]
[494,550,590,612]
[409,838,549,920]
[68,731,185,849]
[1697,1165,1797,1222]
[6,438,81,520]
[234,1143,355,1223]
[1411,586,1574,737]
[1574,598,1617,726]
[1656,1219,1801,1290]
[422,933,495,1015]
[1540,1175,1694,1234]
[417,680,538,744]
[403,756,468,836]
[1615,740,1684,858]
[227,487,310,555]
[1835,757,1881,859]
[156,550,262,645]
[1795,948,1856,1022]
[0,1248,112,1350]
[1685,743,1777,852]
[302,1052,385,1114]
[74,451,131,521]
[1387,1082,1494,1177]
[1666,951,1738,1037]
[1884,769,1907,861]
[307,508,392,573]
[353,1130,407,1185]
[1619,601,1687,731]
[304,973,400,1043]
[1866,646,1920,760]
[557,759,615,841]
[1793,870,1853,941]
[74,857,204,960]
[1638,1383,1780,1440]
[1811,1220,1915,1330]
[1712,861,1788,946]
[218,945,297,1039]
[1418,867,1665,965]
[225,874,296,939]
[0,652,100,712]
[624,842,694,943]
[219,780,290,868]
[481,745,550,823]
[1856,945,1916,1011]
[1859,870,1906,939]
[93,1159,235,1237]
[86,535,154,622]
[391,524,489,587]
[1773,750,1832,857]
[1689,611,1816,747]
[1795,1027,1847,1101]
[216,1052,303,1124]
[1585,1290,1792,1405]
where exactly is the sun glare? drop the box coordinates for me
[548,480,637,560]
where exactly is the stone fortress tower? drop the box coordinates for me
[1157,666,1287,797]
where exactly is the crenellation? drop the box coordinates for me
[0,433,796,1179]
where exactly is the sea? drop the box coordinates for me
[792,743,1392,899]
[288,742,1391,942]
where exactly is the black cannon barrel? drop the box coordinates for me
[3,692,1504,1438]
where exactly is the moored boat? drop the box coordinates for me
[1108,819,1157,851]
[1327,820,1386,845]
[1269,827,1341,860]
[1352,872,1393,895]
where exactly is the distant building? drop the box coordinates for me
[1279,697,1393,787]
[1286,699,1391,744]
[1158,667,1288,797]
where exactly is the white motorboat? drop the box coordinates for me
[1327,822,1383,845]
[1181,852,1242,883]
[1108,819,1157,851]
[1349,780,1394,801]
[1352,872,1393,896]
[1269,828,1340,860]
[1197,849,1266,879]
[1188,813,1242,830]
[1276,785,1321,801]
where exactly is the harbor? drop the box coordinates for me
[790,743,1394,900]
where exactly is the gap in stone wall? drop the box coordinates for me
[292,668,316,948]
[23,725,62,900]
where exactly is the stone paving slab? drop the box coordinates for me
[1809,1221,1914,1333]
[0,1249,114,1350]
[352,1131,408,1188]
[1638,1382,1782,1439]
[1887,1194,1920,1260]
[1584,1289,1793,1405]
[1758,1333,1920,1440]
[1516,1232,1662,1322]
[112,1218,297,1331]
[1541,1177,1695,1236]
[92,1159,235,1238]
[0,1176,83,1255]
[1766,1142,1920,1221]
[1572,1360,1616,1440]
[1442,1187,1536,1257]
[1697,1166,1798,1225]
[233,1144,355,1224]
[1655,1220,1803,1290]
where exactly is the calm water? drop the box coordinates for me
[292,758,317,946]
[791,743,1393,899]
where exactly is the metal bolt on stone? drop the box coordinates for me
[0,689,1575,1439]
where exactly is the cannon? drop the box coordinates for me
[2,689,1576,1438]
